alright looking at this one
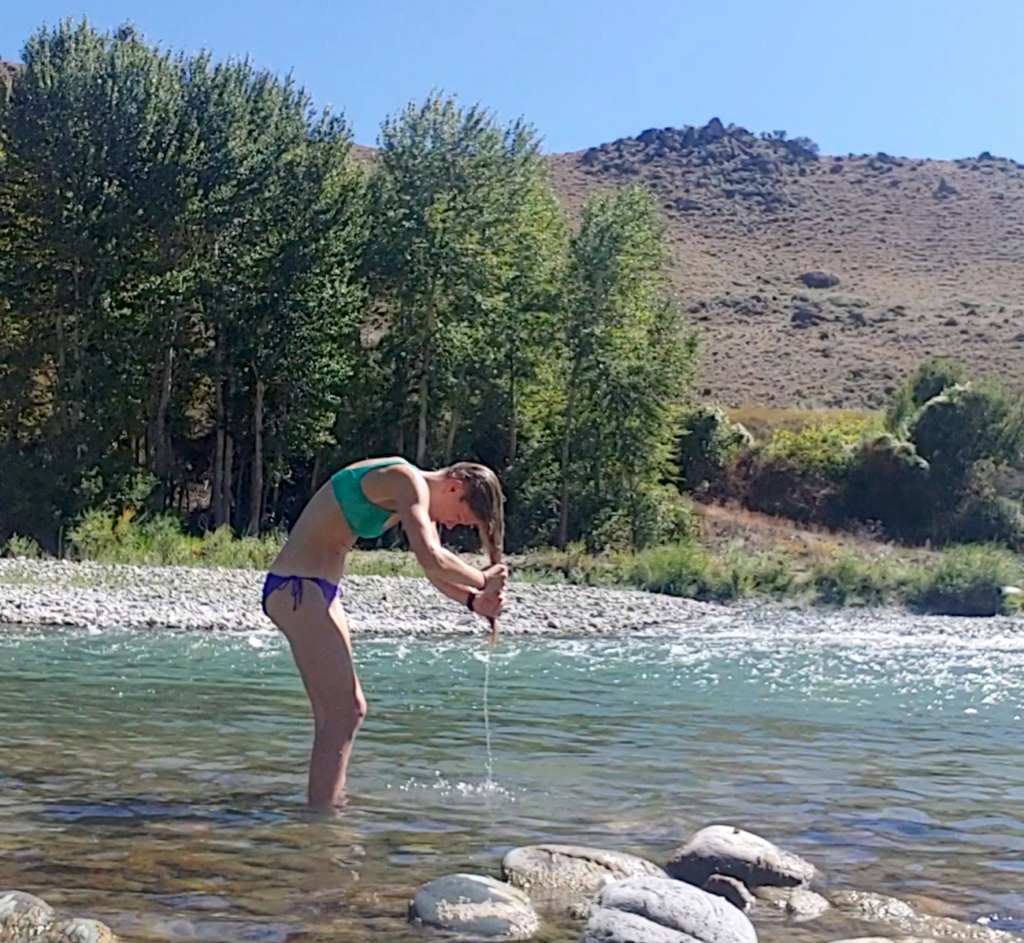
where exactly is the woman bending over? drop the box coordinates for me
[262,457,508,811]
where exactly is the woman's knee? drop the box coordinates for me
[316,695,367,739]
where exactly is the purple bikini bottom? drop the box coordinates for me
[262,573,342,613]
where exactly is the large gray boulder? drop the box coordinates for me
[582,876,757,943]
[665,825,815,889]
[408,874,538,941]
[502,844,665,899]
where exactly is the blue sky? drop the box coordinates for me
[3,0,1022,160]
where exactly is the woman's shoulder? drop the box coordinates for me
[339,456,417,473]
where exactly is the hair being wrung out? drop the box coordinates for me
[445,462,505,642]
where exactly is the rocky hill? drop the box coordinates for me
[547,119,1024,408]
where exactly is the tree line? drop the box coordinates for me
[0,20,697,554]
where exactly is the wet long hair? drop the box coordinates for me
[444,462,505,566]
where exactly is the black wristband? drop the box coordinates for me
[467,592,476,612]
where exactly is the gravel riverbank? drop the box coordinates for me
[0,558,722,636]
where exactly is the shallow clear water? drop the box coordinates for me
[2,616,1024,942]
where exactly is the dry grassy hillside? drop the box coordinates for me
[547,119,1024,408]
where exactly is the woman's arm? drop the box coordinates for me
[386,467,491,589]
[425,571,506,617]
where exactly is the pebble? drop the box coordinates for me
[0,559,720,637]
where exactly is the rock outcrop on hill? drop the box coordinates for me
[547,120,1024,408]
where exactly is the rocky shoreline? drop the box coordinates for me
[407,824,1024,943]
[0,559,722,637]
[6,825,1022,943]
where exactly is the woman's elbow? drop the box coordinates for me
[416,548,447,579]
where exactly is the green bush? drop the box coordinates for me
[886,356,968,436]
[910,382,1011,500]
[946,472,1024,549]
[736,418,874,525]
[67,509,130,562]
[677,405,753,494]
[763,417,876,474]
[622,542,714,598]
[843,434,932,540]
[66,510,284,568]
[907,544,1022,616]
[621,542,792,602]
[810,551,910,607]
[4,534,44,559]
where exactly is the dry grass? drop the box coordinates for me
[546,123,1024,409]
[694,501,930,563]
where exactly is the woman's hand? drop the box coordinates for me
[472,588,505,620]
[482,563,508,594]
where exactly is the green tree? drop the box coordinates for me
[554,185,698,549]
[0,20,190,544]
[176,56,364,531]
[362,94,564,472]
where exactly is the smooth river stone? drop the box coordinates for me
[702,875,755,912]
[665,825,816,889]
[0,892,117,943]
[753,885,831,919]
[502,843,666,898]
[408,874,539,941]
[1,891,56,942]
[582,876,758,943]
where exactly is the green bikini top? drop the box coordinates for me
[331,458,409,538]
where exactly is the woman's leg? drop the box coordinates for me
[266,587,367,810]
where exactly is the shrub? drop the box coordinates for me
[66,510,284,568]
[907,544,1022,616]
[677,405,753,495]
[67,509,127,562]
[946,466,1024,549]
[621,542,792,602]
[886,356,968,436]
[843,434,932,540]
[764,417,876,473]
[910,382,1011,498]
[5,534,44,559]
[810,551,911,607]
[622,542,714,598]
[737,418,875,525]
[585,486,698,552]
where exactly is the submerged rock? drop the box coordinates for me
[830,891,1021,943]
[501,843,665,900]
[47,919,117,943]
[665,825,816,889]
[825,939,899,943]
[582,876,757,943]
[831,892,915,922]
[753,885,831,920]
[408,874,538,941]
